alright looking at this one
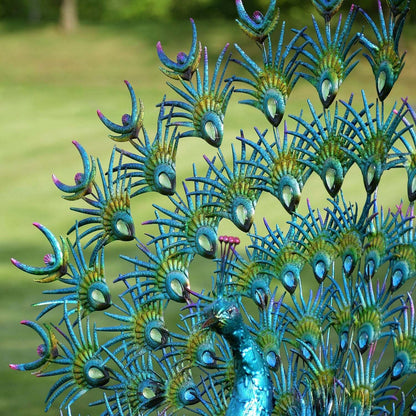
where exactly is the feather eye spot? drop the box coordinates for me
[411,175,416,194]
[391,269,404,290]
[343,255,353,275]
[230,196,255,232]
[200,349,216,367]
[314,260,327,283]
[321,79,332,102]
[301,342,313,360]
[88,284,111,311]
[411,399,416,414]
[325,167,336,191]
[182,387,199,405]
[142,386,157,400]
[392,359,404,380]
[263,90,285,127]
[153,163,176,195]
[149,327,168,347]
[282,270,297,293]
[266,350,279,369]
[408,171,416,201]
[204,120,220,144]
[170,278,184,298]
[83,360,110,387]
[195,227,217,258]
[282,185,293,209]
[366,163,377,189]
[158,172,173,190]
[377,70,387,95]
[267,97,278,119]
[318,72,338,108]
[86,366,109,386]
[165,271,190,302]
[113,213,135,241]
[340,331,349,351]
[236,203,248,226]
[365,259,376,279]
[358,331,369,351]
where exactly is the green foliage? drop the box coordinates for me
[101,0,172,21]
[0,0,413,23]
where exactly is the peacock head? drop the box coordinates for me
[202,299,243,337]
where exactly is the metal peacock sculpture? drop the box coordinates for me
[9,0,416,414]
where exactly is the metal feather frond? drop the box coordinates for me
[115,100,180,197]
[38,308,110,411]
[52,140,96,201]
[290,97,357,197]
[311,0,345,22]
[294,5,360,108]
[387,0,410,17]
[166,306,218,369]
[237,125,309,214]
[156,355,200,413]
[235,0,280,44]
[327,273,355,352]
[92,352,165,415]
[352,273,403,353]
[33,227,111,321]
[196,374,228,416]
[391,293,416,380]
[271,350,306,415]
[11,222,69,283]
[186,141,261,232]
[143,182,220,259]
[100,393,135,416]
[325,193,365,277]
[389,205,416,290]
[232,23,307,127]
[393,97,416,202]
[290,200,337,283]
[97,80,144,142]
[282,282,330,359]
[250,291,286,371]
[342,343,399,414]
[118,236,194,303]
[98,281,169,358]
[358,0,409,101]
[9,321,59,374]
[223,238,272,308]
[157,17,202,81]
[163,44,233,147]
[363,200,410,280]
[339,90,411,194]
[67,148,135,265]
[298,337,343,413]
[249,219,305,294]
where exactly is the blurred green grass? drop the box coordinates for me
[1,16,416,415]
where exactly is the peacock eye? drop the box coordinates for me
[227,306,235,316]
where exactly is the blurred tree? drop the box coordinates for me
[28,0,41,23]
[102,0,172,21]
[60,0,78,32]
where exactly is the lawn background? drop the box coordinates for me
[1,8,416,415]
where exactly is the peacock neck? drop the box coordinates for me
[222,321,274,416]
[226,324,253,352]
[224,323,267,375]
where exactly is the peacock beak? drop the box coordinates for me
[201,314,218,329]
